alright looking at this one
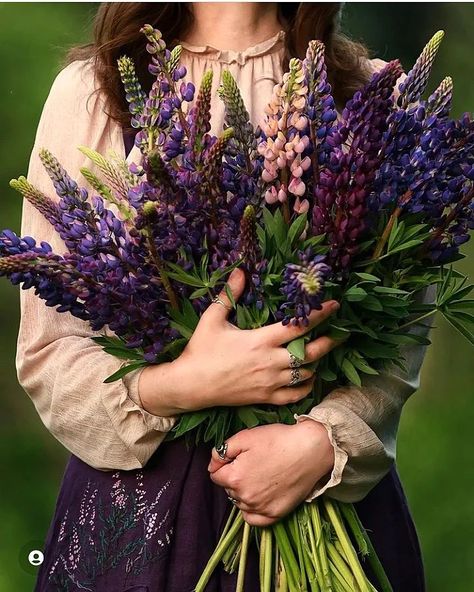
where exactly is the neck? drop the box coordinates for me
[183,2,284,51]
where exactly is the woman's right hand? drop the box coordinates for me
[138,268,340,416]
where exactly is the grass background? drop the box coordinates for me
[0,3,473,590]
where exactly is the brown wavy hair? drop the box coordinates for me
[66,2,373,133]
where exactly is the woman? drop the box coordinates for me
[17,3,429,591]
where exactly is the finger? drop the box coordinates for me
[208,431,250,474]
[241,511,276,527]
[255,300,340,347]
[270,376,315,405]
[209,462,236,488]
[304,335,340,363]
[209,442,240,473]
[224,491,254,512]
[277,365,315,388]
[205,267,246,323]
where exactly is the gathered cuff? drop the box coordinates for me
[293,410,349,501]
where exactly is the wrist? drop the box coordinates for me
[293,418,335,476]
[138,361,190,416]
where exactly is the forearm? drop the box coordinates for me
[138,362,188,416]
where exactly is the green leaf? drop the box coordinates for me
[288,213,307,246]
[344,286,368,301]
[319,367,338,381]
[103,361,148,383]
[354,272,381,283]
[356,341,397,359]
[348,354,379,375]
[388,239,424,255]
[326,325,351,341]
[262,207,276,237]
[166,271,205,288]
[358,295,384,311]
[387,217,401,251]
[189,287,209,299]
[287,336,306,361]
[225,283,236,309]
[237,406,260,428]
[341,358,361,386]
[303,234,327,249]
[169,320,194,339]
[173,410,210,438]
[442,311,474,346]
[373,286,409,295]
[273,208,287,245]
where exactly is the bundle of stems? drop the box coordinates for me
[194,499,393,592]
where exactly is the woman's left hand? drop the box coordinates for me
[208,421,335,526]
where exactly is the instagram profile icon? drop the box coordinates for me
[19,541,45,575]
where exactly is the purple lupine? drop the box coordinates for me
[277,248,331,326]
[312,60,403,271]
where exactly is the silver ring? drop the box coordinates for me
[215,441,228,461]
[212,295,233,311]
[289,352,303,368]
[288,367,302,386]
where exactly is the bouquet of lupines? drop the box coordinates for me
[2,24,474,591]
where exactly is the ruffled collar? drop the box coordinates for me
[177,29,286,66]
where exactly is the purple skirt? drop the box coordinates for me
[34,131,425,591]
[35,439,425,592]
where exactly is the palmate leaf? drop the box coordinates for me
[437,266,473,307]
[442,311,474,346]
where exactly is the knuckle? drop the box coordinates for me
[227,474,241,490]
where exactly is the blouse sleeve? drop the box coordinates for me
[15,59,177,471]
[294,58,434,503]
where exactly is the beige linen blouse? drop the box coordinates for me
[15,29,431,503]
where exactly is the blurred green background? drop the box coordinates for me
[0,2,472,590]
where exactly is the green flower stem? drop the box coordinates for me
[338,504,369,557]
[223,534,242,572]
[323,499,371,592]
[329,561,353,592]
[273,521,301,589]
[222,515,244,568]
[326,543,356,592]
[236,521,251,592]
[259,529,267,589]
[289,512,308,591]
[334,541,346,559]
[304,505,325,590]
[310,503,333,591]
[366,190,412,273]
[227,540,243,574]
[297,511,319,592]
[339,504,393,592]
[276,556,289,592]
[259,528,273,592]
[144,227,179,310]
[219,505,239,545]
[194,511,244,591]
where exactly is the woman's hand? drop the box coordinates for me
[207,420,335,526]
[139,267,340,416]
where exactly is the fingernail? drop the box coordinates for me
[330,301,340,311]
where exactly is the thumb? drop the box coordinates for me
[209,267,246,321]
